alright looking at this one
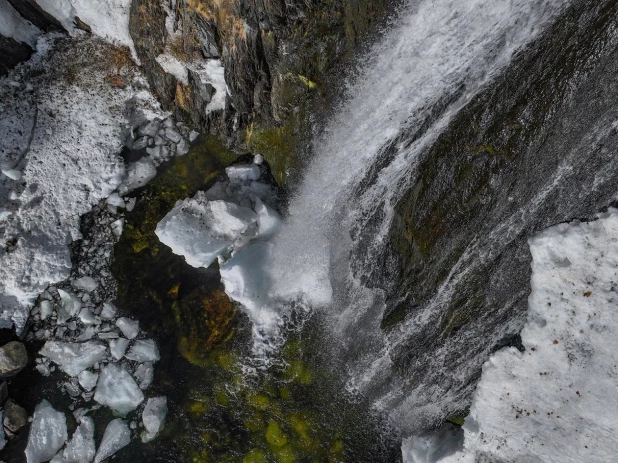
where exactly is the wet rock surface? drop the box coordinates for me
[356,0,618,430]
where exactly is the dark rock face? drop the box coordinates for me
[0,342,27,377]
[6,0,65,32]
[129,0,395,181]
[370,0,618,426]
[0,35,33,77]
[130,0,177,109]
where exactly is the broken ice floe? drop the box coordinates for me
[25,400,67,463]
[94,363,144,416]
[156,155,283,348]
[141,397,167,443]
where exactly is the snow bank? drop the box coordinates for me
[0,35,130,331]
[200,59,227,112]
[155,53,189,85]
[0,0,40,46]
[35,0,136,57]
[428,209,618,462]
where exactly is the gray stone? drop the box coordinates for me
[3,399,27,433]
[0,342,27,377]
[163,127,182,143]
[132,136,150,150]
[137,120,160,138]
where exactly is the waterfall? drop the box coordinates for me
[254,0,571,430]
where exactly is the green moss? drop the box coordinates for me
[446,409,470,426]
[274,445,297,463]
[328,439,345,462]
[279,387,291,400]
[245,108,304,186]
[266,421,289,448]
[247,394,271,411]
[243,449,268,463]
[284,359,313,385]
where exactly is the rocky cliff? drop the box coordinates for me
[130,0,393,182]
[368,0,618,425]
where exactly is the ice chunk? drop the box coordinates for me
[2,169,22,181]
[77,370,98,392]
[106,192,126,208]
[57,289,82,324]
[253,154,264,165]
[79,308,96,325]
[225,164,261,182]
[156,192,258,268]
[254,198,281,238]
[116,317,139,339]
[25,400,67,463]
[220,241,274,316]
[189,130,199,142]
[40,300,53,320]
[109,338,130,360]
[119,157,157,194]
[63,416,96,463]
[40,341,106,377]
[100,302,117,320]
[137,120,160,138]
[94,419,130,463]
[141,397,167,443]
[133,362,154,390]
[125,339,160,362]
[111,218,124,238]
[131,136,150,151]
[71,277,99,292]
[94,363,144,416]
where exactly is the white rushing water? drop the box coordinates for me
[259,0,572,426]
[267,0,569,308]
[155,0,573,432]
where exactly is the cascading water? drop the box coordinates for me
[258,0,573,433]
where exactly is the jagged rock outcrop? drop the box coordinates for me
[0,34,33,76]
[130,0,394,182]
[6,0,65,32]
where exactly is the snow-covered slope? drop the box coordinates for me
[407,209,618,462]
[0,35,134,330]
[35,0,135,56]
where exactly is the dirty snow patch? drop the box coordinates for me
[432,209,618,463]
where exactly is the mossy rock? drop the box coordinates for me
[266,421,289,448]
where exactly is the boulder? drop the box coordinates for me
[0,342,27,377]
[3,399,27,433]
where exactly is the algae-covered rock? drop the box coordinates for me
[266,421,288,448]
